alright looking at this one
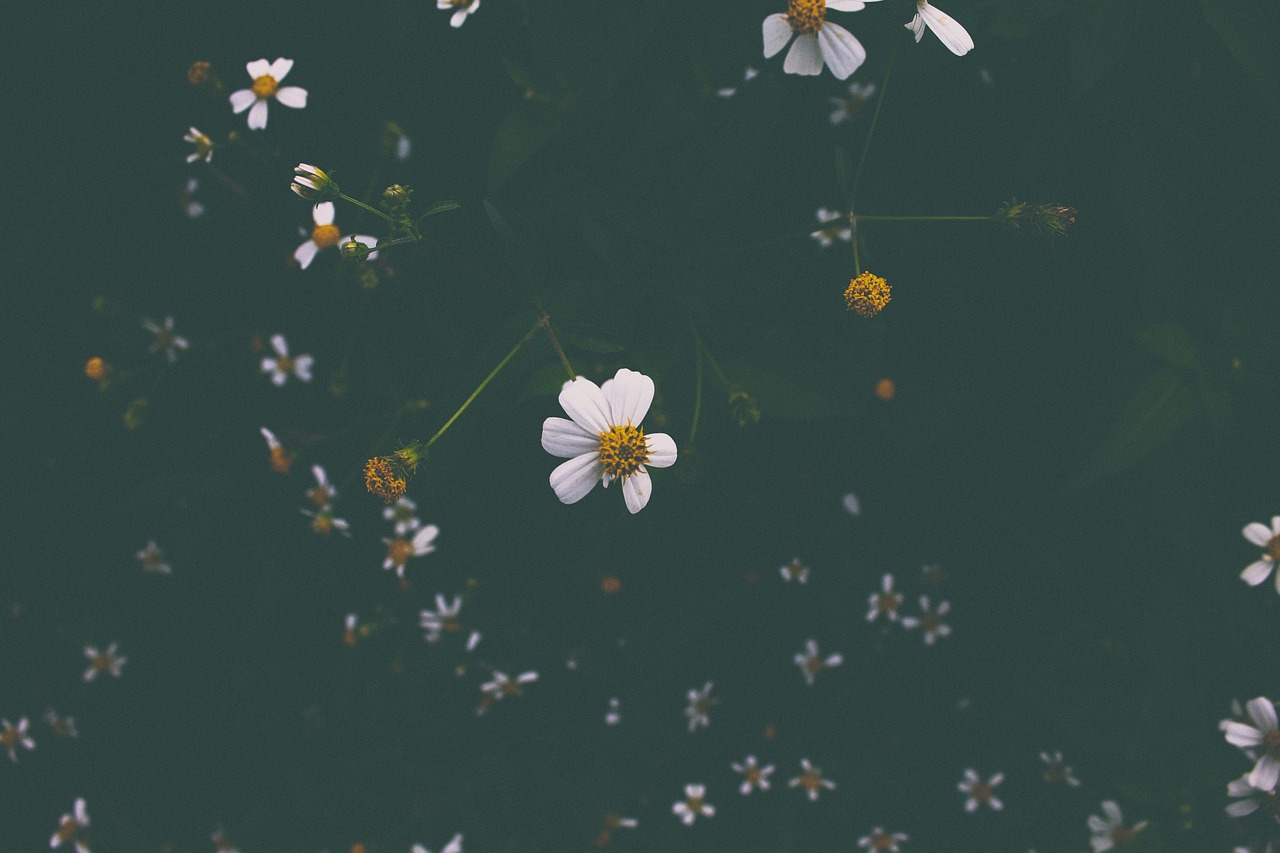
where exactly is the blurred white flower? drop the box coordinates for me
[811,207,852,247]
[229,58,307,130]
[858,828,909,851]
[143,316,189,362]
[49,798,90,853]
[384,497,423,536]
[780,557,810,583]
[789,758,836,801]
[1241,516,1280,590]
[829,82,876,125]
[867,573,903,622]
[44,709,78,738]
[1227,771,1280,819]
[82,643,126,682]
[1087,800,1148,851]
[136,540,172,574]
[958,768,1003,811]
[763,0,881,80]
[685,681,717,732]
[842,491,861,515]
[902,596,951,645]
[0,717,34,762]
[421,594,481,650]
[301,506,350,538]
[184,127,213,163]
[478,670,537,714]
[672,783,715,824]
[794,639,843,685]
[382,525,440,577]
[731,755,775,795]
[260,334,313,386]
[438,0,479,28]
[412,834,463,853]
[1223,696,1280,790]
[1039,750,1081,787]
[294,202,378,270]
[905,1,973,56]
[179,178,204,218]
[605,697,622,725]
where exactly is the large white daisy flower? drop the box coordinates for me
[229,58,308,131]
[905,1,973,56]
[541,369,678,514]
[763,0,882,80]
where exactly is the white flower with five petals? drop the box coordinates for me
[260,334,313,386]
[229,58,307,130]
[763,0,882,80]
[541,369,678,514]
[905,1,973,56]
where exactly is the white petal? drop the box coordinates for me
[549,454,603,505]
[293,355,314,381]
[604,368,654,425]
[1252,755,1280,791]
[437,0,451,7]
[229,89,256,113]
[313,201,336,226]
[783,33,824,76]
[827,0,868,11]
[918,1,973,55]
[270,334,288,357]
[542,417,599,457]
[762,14,794,59]
[246,59,271,79]
[1223,721,1264,747]
[1101,800,1122,824]
[906,12,925,42]
[261,357,277,374]
[1244,522,1274,546]
[1241,559,1274,585]
[247,99,269,130]
[1227,798,1260,817]
[818,22,866,80]
[559,376,613,434]
[645,433,678,468]
[451,7,469,26]
[294,240,320,269]
[412,524,439,555]
[275,86,308,108]
[622,469,653,513]
[271,370,287,386]
[1248,696,1278,731]
[269,58,295,80]
[352,234,380,261]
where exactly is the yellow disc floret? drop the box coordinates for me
[364,457,408,504]
[312,223,341,249]
[787,0,826,34]
[251,74,279,99]
[597,424,650,480]
[844,271,891,317]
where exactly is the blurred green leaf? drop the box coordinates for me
[488,101,567,193]
[1201,0,1279,113]
[1070,0,1129,98]
[418,200,461,220]
[1135,323,1195,369]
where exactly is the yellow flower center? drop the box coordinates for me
[270,445,293,474]
[387,538,414,566]
[687,795,704,812]
[252,74,279,99]
[597,424,650,480]
[1267,533,1280,562]
[845,271,891,317]
[0,729,15,748]
[311,515,333,536]
[787,0,826,34]
[799,769,823,792]
[85,357,107,380]
[312,224,341,249]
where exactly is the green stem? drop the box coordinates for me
[855,215,993,222]
[849,38,898,209]
[339,192,395,224]
[425,319,542,448]
[538,313,576,380]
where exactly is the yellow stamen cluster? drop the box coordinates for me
[845,271,891,317]
[597,424,650,480]
[787,0,826,34]
[84,357,107,380]
[1266,534,1280,563]
[269,445,293,474]
[251,74,279,99]
[312,224,341,249]
[364,457,407,504]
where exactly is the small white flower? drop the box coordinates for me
[731,755,775,795]
[260,426,292,473]
[136,540,172,574]
[49,798,90,853]
[672,783,715,824]
[842,491,861,515]
[857,827,909,851]
[142,316,189,362]
[382,524,440,577]
[794,639,843,685]
[478,670,538,714]
[867,573,903,622]
[438,0,480,28]
[179,178,204,218]
[411,834,463,853]
[811,207,852,247]
[780,557,810,583]
[763,0,882,80]
[605,697,621,725]
[420,594,481,650]
[1227,771,1280,819]
[829,82,876,125]
[229,58,307,130]
[43,709,78,738]
[789,758,836,801]
[1241,516,1280,590]
[1039,750,1081,787]
[82,643,126,682]
[384,497,423,536]
[211,826,240,853]
[343,613,361,647]
[305,465,336,508]
[905,1,973,56]
[183,126,213,163]
[957,768,1003,811]
[1087,800,1148,852]
[902,595,951,644]
[293,202,378,270]
[0,717,34,762]
[541,369,678,514]
[301,506,351,538]
[685,681,717,732]
[260,334,314,386]
[1223,696,1280,790]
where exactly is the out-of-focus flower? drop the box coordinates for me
[211,826,240,853]
[905,1,973,56]
[229,58,307,130]
[306,465,336,508]
[294,202,377,270]
[1040,750,1081,787]
[1088,800,1148,851]
[763,0,881,79]
[382,525,439,577]
[49,798,90,853]
[685,681,717,732]
[958,769,1003,811]
[1241,517,1280,591]
[383,497,422,535]
[829,82,876,124]
[780,557,810,583]
[260,334,313,386]
[135,540,172,574]
[260,426,293,474]
[731,755,775,795]
[858,827,909,851]
[842,492,861,515]
[179,178,204,218]
[845,271,891,317]
[594,813,638,847]
[541,369,678,514]
[411,834,463,853]
[184,127,213,163]
[44,709,78,738]
[82,643,126,682]
[301,506,350,537]
[794,639,843,685]
[604,697,622,725]
[867,573,903,621]
[789,758,836,801]
[717,66,760,98]
[1224,696,1280,790]
[143,316,189,362]
[187,61,213,86]
[420,594,481,650]
[811,208,852,247]
[380,122,411,160]
[672,783,715,824]
[84,357,108,381]
[438,0,479,27]
[343,613,360,647]
[478,670,538,713]
[1227,772,1280,819]
[0,717,34,762]
[902,596,951,645]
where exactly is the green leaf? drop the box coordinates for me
[488,101,567,193]
[417,200,460,220]
[1201,0,1279,113]
[1134,323,1195,368]
[1070,0,1129,98]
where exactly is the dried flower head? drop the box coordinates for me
[365,457,408,504]
[845,272,891,317]
[997,199,1078,238]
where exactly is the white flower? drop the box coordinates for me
[867,573,903,621]
[305,464,336,507]
[49,798,90,853]
[82,643,126,682]
[1088,800,1148,852]
[301,506,350,537]
[541,369,678,514]
[905,1,973,56]
[685,681,717,732]
[763,0,882,80]
[44,709,78,738]
[211,826,240,853]
[780,557,810,583]
[293,202,378,270]
[958,768,1003,811]
[842,491,862,515]
[1039,750,1081,787]
[438,0,479,28]
[420,594,481,650]
[0,717,34,762]
[605,696,622,725]
[382,525,440,577]
[1241,516,1280,590]
[789,758,836,801]
[143,316,189,362]
[1224,696,1280,790]
[343,613,360,647]
[228,58,307,130]
[794,639,843,685]
[260,426,292,473]
[179,178,204,218]
[184,127,213,163]
[478,670,537,714]
[857,828,909,851]
[811,207,852,247]
[1227,771,1280,819]
[829,82,876,125]
[384,496,423,536]
[411,834,463,853]
[902,595,951,644]
[136,540,172,574]
[672,783,715,824]
[260,334,314,386]
[731,755,775,794]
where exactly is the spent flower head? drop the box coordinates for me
[997,199,1078,238]
[1088,800,1148,851]
[845,272,891,317]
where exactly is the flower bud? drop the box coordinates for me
[382,184,411,207]
[290,163,339,201]
[340,239,371,262]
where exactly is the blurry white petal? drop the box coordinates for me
[293,355,314,381]
[294,240,319,269]
[1244,522,1274,546]
[918,2,973,55]
[763,14,793,59]
[559,376,613,434]
[275,86,307,108]
[313,201,336,225]
[270,334,288,356]
[229,89,256,113]
[247,99,269,130]
[1241,559,1273,585]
